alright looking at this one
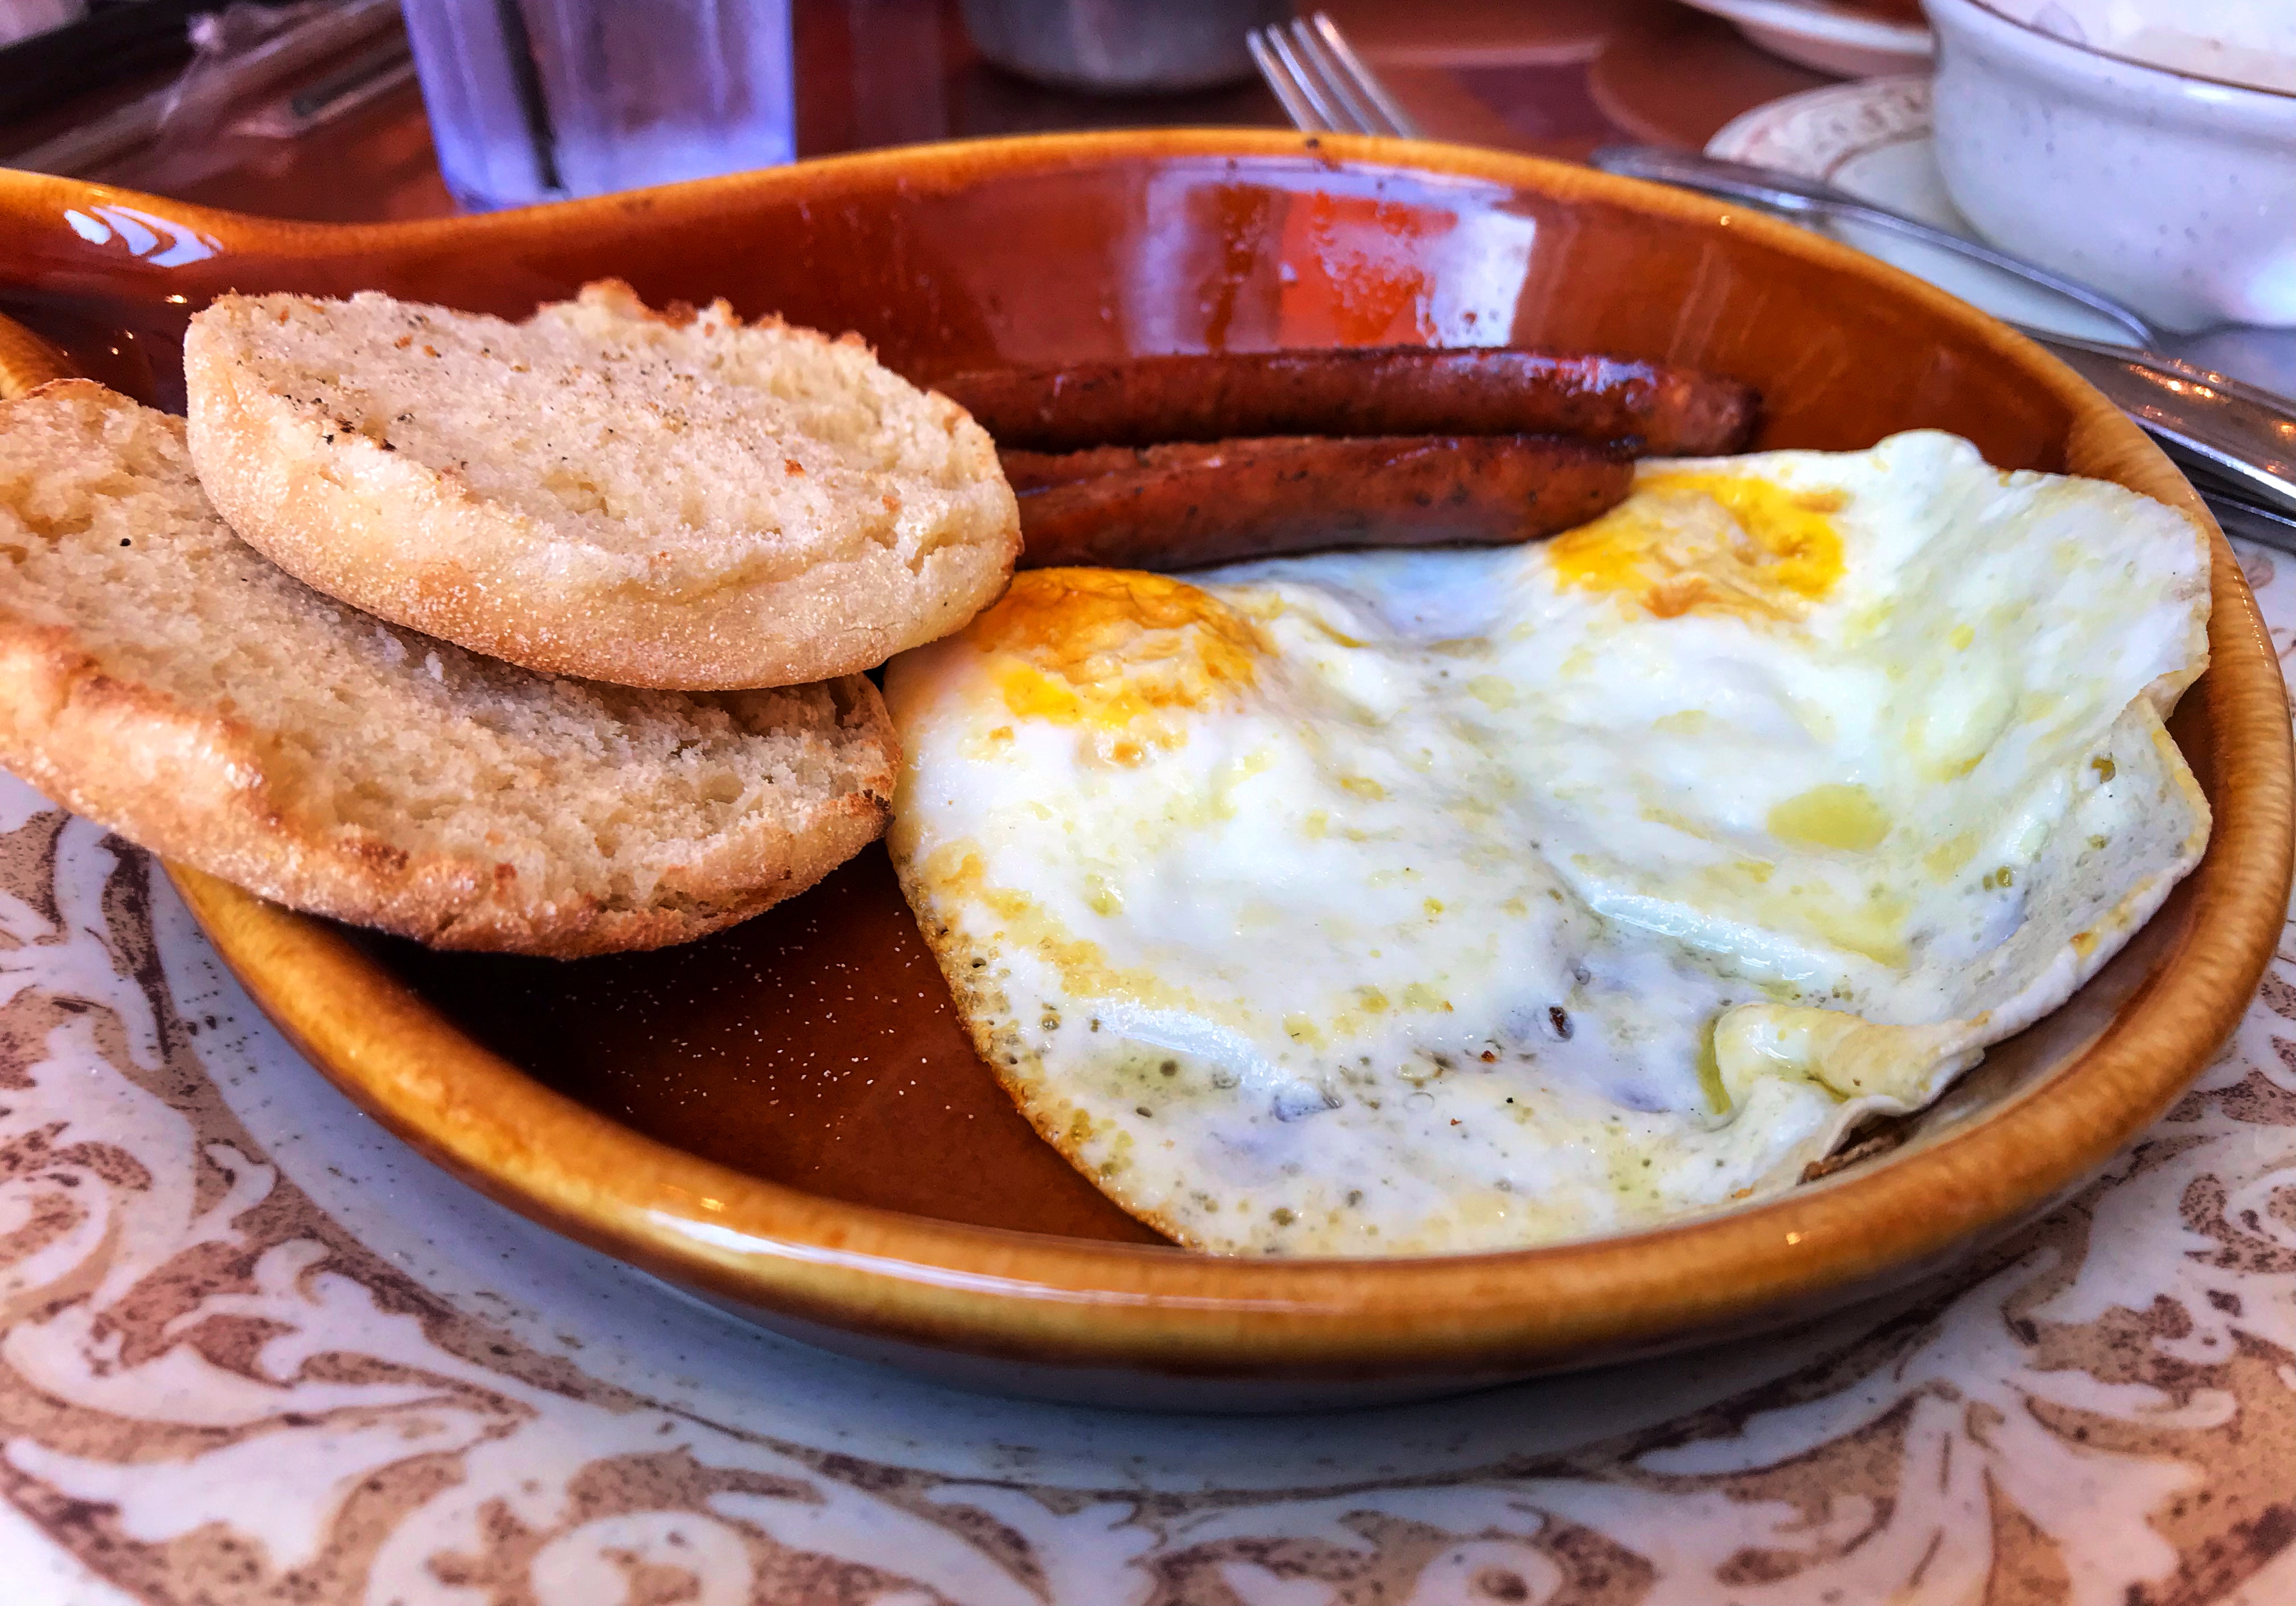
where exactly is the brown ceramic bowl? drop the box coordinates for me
[0,133,2285,1409]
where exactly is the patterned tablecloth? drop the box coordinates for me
[0,545,2289,1606]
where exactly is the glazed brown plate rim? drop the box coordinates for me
[8,129,2284,1376]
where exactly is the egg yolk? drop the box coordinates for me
[1548,472,1847,621]
[1767,782,1892,853]
[965,568,1264,748]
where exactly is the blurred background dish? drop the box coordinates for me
[0,0,82,46]
[1671,0,1930,77]
[958,0,1293,93]
[1928,0,2296,334]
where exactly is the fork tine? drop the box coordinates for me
[1265,24,1359,134]
[1247,27,1329,133]
[1285,18,1386,136]
[1307,11,1423,140]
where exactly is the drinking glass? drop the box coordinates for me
[400,0,796,211]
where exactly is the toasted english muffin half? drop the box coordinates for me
[0,380,897,956]
[183,280,1019,690]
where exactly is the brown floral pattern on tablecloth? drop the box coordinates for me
[0,543,2290,1605]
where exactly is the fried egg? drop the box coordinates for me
[883,431,2212,1255]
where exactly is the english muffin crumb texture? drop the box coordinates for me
[0,381,897,955]
[182,281,1020,689]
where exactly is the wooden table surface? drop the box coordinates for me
[56,0,1838,223]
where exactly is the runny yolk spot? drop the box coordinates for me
[1801,890,1910,968]
[1768,782,1892,853]
[1923,831,1978,878]
[966,567,1264,740]
[1547,471,1847,621]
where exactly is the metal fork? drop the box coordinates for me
[1244,15,2296,551]
[1245,12,1418,139]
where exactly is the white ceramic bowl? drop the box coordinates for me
[1674,0,1932,80]
[1927,0,2296,333]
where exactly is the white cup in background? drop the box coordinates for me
[1926,0,2296,334]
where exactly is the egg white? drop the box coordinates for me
[884,431,2212,1255]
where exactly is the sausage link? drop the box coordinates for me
[1010,435,1634,572]
[941,347,1759,456]
[1001,443,1155,492]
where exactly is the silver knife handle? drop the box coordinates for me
[2037,336,2296,520]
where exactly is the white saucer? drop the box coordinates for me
[1675,0,1932,77]
[1707,75,2296,396]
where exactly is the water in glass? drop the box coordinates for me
[401,0,796,211]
